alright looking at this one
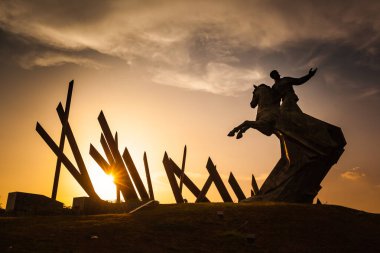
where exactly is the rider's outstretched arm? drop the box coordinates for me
[291,68,318,86]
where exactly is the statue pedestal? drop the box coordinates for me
[245,113,346,203]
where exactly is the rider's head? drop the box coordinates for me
[270,70,280,80]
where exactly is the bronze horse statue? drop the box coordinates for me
[228,84,280,139]
[227,82,346,203]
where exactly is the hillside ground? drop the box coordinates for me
[0,202,379,253]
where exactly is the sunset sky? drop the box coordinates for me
[0,0,379,213]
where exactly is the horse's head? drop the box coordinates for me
[250,84,271,108]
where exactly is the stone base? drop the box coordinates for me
[245,112,346,204]
[6,192,64,215]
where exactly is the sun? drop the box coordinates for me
[90,170,117,201]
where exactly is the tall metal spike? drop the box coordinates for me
[251,174,259,195]
[51,80,73,200]
[179,145,187,196]
[206,158,233,202]
[143,152,154,200]
[228,172,246,202]
[163,152,184,203]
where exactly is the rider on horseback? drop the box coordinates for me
[270,68,318,113]
[228,68,318,139]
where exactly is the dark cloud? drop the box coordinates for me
[0,0,111,27]
[0,27,123,69]
[266,40,379,96]
[0,0,378,95]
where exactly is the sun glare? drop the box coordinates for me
[91,171,117,201]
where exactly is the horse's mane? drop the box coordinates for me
[254,83,281,105]
[258,84,269,88]
[255,83,271,91]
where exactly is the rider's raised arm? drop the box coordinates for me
[291,68,318,86]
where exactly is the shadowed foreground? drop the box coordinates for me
[0,203,379,253]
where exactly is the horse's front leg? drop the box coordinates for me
[228,120,254,138]
[236,121,257,139]
[228,120,248,137]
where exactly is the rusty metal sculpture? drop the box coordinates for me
[163,150,239,203]
[36,80,154,210]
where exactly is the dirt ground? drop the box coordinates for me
[0,202,379,253]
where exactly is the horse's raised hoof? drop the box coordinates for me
[227,131,235,137]
[236,132,243,139]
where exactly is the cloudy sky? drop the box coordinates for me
[0,0,379,212]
